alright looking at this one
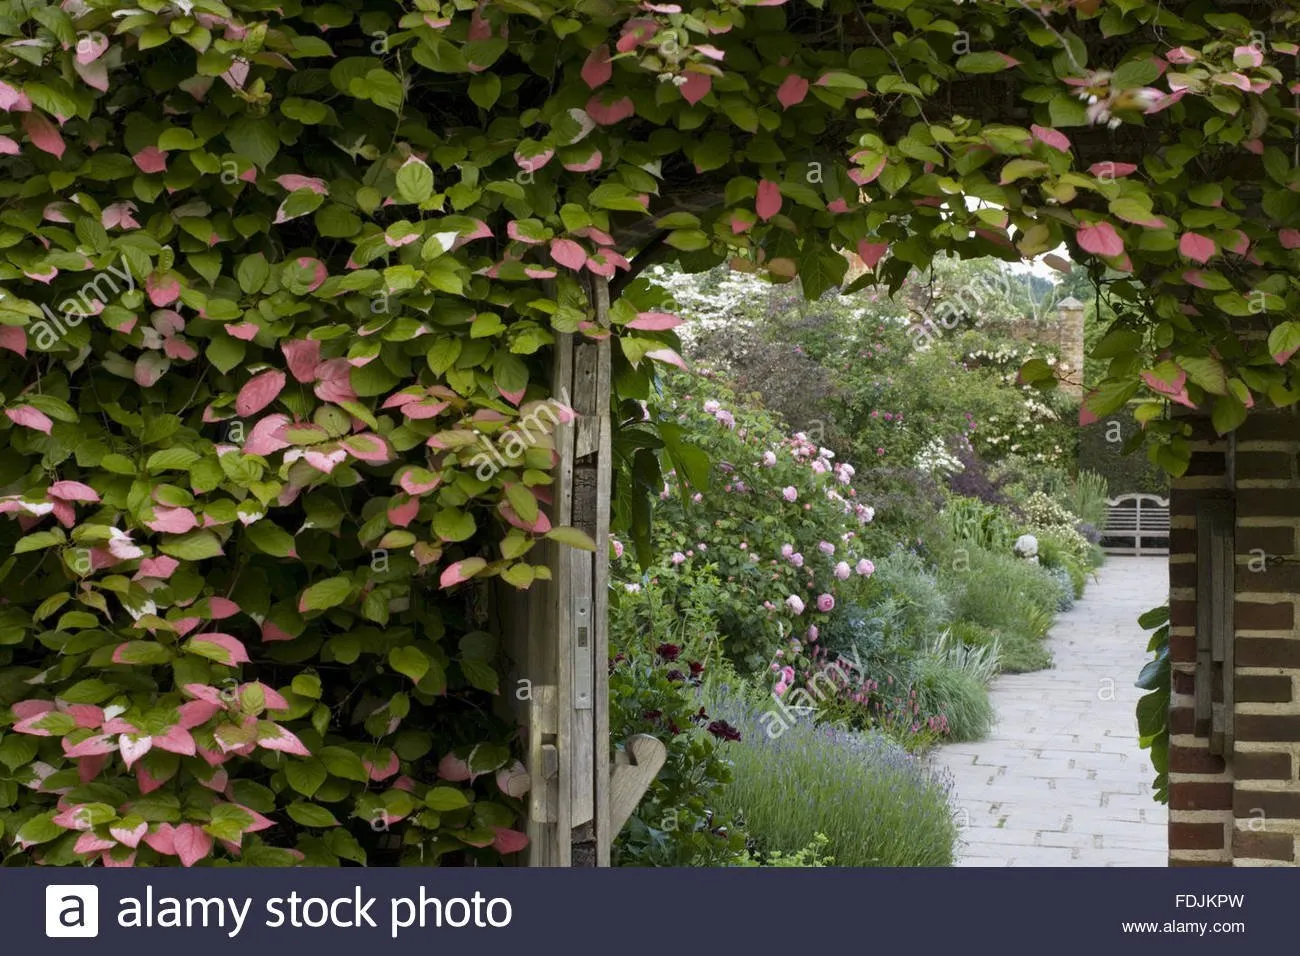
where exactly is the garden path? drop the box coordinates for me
[932,555,1169,866]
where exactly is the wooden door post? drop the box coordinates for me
[500,276,612,866]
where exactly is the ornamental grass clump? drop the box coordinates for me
[710,693,958,867]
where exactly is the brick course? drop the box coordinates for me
[1168,411,1300,866]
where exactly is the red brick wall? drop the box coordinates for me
[1168,411,1300,866]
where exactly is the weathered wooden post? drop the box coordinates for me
[497,275,666,866]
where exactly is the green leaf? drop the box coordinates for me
[468,73,502,109]
[461,659,499,693]
[319,746,369,782]
[433,508,476,542]
[1267,322,1300,364]
[1210,393,1247,435]
[426,786,470,811]
[388,645,429,683]
[159,531,224,561]
[146,448,200,472]
[287,802,339,827]
[285,759,328,798]
[956,52,1017,74]
[244,520,297,557]
[207,336,247,374]
[14,530,64,554]
[545,526,596,551]
[395,158,434,204]
[237,253,271,294]
[15,811,61,846]
[1113,58,1162,89]
[300,576,352,611]
[225,116,281,168]
[0,734,39,771]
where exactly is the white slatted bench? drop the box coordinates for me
[1101,493,1170,556]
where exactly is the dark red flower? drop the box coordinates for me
[656,642,681,661]
[666,669,685,682]
[706,720,741,742]
[667,719,681,736]
[688,660,705,677]
[690,706,709,724]
[643,709,662,721]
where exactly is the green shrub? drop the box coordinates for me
[732,832,835,867]
[996,630,1054,674]
[1068,470,1112,529]
[612,371,881,675]
[710,692,958,866]
[948,619,1001,651]
[942,496,1016,553]
[1047,565,1075,611]
[610,576,745,867]
[908,634,997,742]
[871,547,951,648]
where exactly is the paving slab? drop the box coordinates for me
[931,556,1169,866]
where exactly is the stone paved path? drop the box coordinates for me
[931,555,1169,866]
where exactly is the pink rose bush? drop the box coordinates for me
[611,372,880,675]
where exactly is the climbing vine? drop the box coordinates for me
[0,0,1294,864]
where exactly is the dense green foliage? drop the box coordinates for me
[4,0,1288,864]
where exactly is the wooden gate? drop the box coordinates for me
[496,276,664,866]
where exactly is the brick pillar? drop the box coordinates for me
[1054,297,1086,399]
[1168,410,1300,866]
[1167,419,1233,864]
[1230,411,1300,865]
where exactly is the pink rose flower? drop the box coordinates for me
[780,543,794,559]
[783,486,798,502]
[818,541,834,555]
[671,551,686,565]
[703,400,720,413]
[856,559,875,576]
[834,561,851,580]
[807,625,819,642]
[817,593,835,613]
[785,595,805,615]
[762,451,777,467]
[791,552,804,567]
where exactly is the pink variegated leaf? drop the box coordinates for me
[49,480,99,502]
[236,369,286,417]
[174,823,213,867]
[777,74,809,109]
[256,722,311,757]
[133,146,168,174]
[491,827,529,854]
[581,44,612,88]
[1178,232,1215,263]
[119,734,153,769]
[22,112,64,158]
[6,406,53,434]
[755,180,782,221]
[440,558,487,589]
[187,632,251,666]
[1076,222,1124,257]
[626,312,683,331]
[110,821,148,848]
[585,95,634,125]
